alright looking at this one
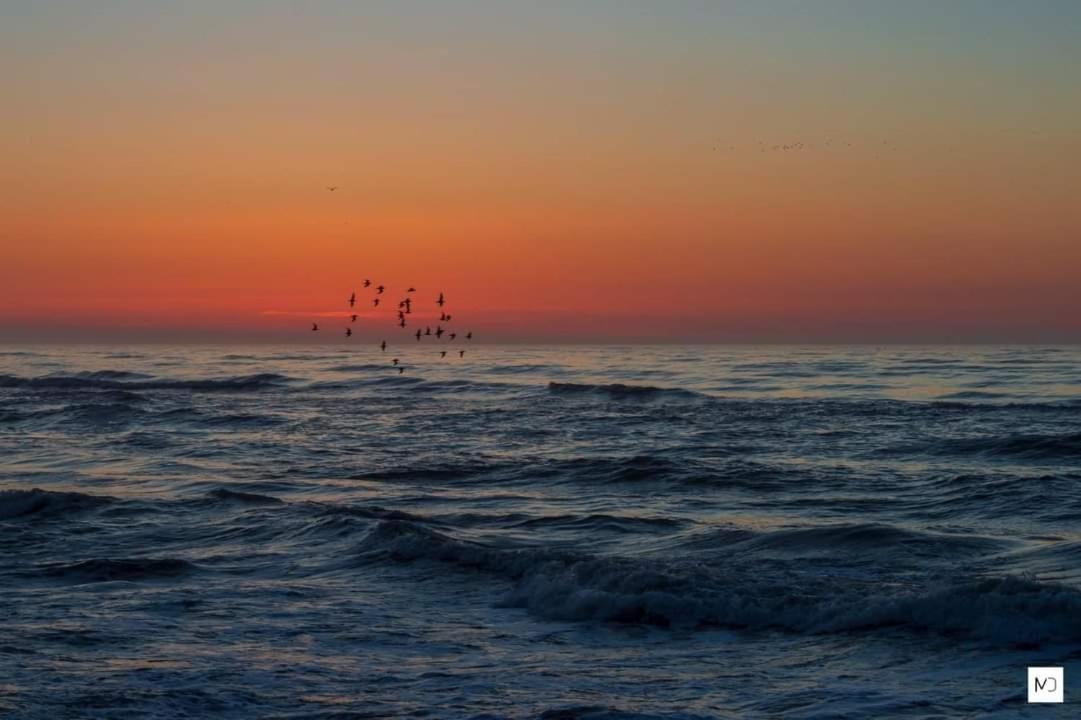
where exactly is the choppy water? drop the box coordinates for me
[2,344,1080,719]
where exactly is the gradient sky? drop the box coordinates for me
[2,0,1079,342]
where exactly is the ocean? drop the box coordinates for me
[1,344,1080,718]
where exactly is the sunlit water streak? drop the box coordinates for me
[1,344,1080,719]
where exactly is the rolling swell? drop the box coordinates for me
[39,557,198,583]
[356,520,1081,645]
[0,372,292,392]
[0,488,114,520]
[884,430,1081,461]
[548,382,705,400]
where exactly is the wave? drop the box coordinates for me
[935,390,1014,400]
[734,522,1010,558]
[548,382,704,400]
[40,557,197,583]
[356,520,1081,646]
[0,372,292,392]
[206,488,284,505]
[324,363,397,373]
[0,488,113,520]
[508,513,686,534]
[889,431,1081,461]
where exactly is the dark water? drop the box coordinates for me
[2,344,1080,719]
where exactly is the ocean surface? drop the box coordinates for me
[1,344,1080,719]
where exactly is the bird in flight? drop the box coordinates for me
[363,279,371,288]
[345,327,352,337]
[459,350,465,358]
[449,332,456,341]
[311,323,319,331]
[380,340,386,352]
[440,351,447,358]
[351,314,358,322]
[415,329,422,341]
[466,332,472,340]
[392,358,399,366]
[425,326,431,336]
[377,285,385,294]
[407,287,416,293]
[349,292,355,307]
[373,298,380,307]
[435,326,444,339]
[437,292,445,307]
[327,186,338,191]
[398,367,404,374]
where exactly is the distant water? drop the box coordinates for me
[2,344,1080,719]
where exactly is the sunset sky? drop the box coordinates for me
[2,1,1079,342]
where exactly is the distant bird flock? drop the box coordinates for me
[311,280,472,374]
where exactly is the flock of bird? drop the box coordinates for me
[310,281,472,374]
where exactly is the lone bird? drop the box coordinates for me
[440,351,447,358]
[407,287,416,293]
[380,340,386,352]
[326,186,338,191]
[364,279,371,288]
[435,326,444,339]
[311,323,319,331]
[437,292,445,307]
[349,292,355,308]
[373,298,380,307]
[377,285,385,294]
[392,358,399,366]
[459,350,465,358]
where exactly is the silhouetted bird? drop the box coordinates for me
[425,326,432,336]
[380,340,386,352]
[398,367,404,374]
[373,298,380,307]
[437,292,445,307]
[351,314,358,322]
[399,317,406,328]
[466,332,472,340]
[312,323,319,331]
[445,314,452,322]
[415,329,421,341]
[377,285,385,294]
[327,186,338,191]
[440,312,447,321]
[459,350,465,358]
[407,287,416,293]
[449,333,456,340]
[440,351,447,358]
[345,328,352,337]
[349,292,355,307]
[392,358,399,366]
[364,279,371,287]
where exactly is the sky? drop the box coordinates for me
[2,0,1079,343]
